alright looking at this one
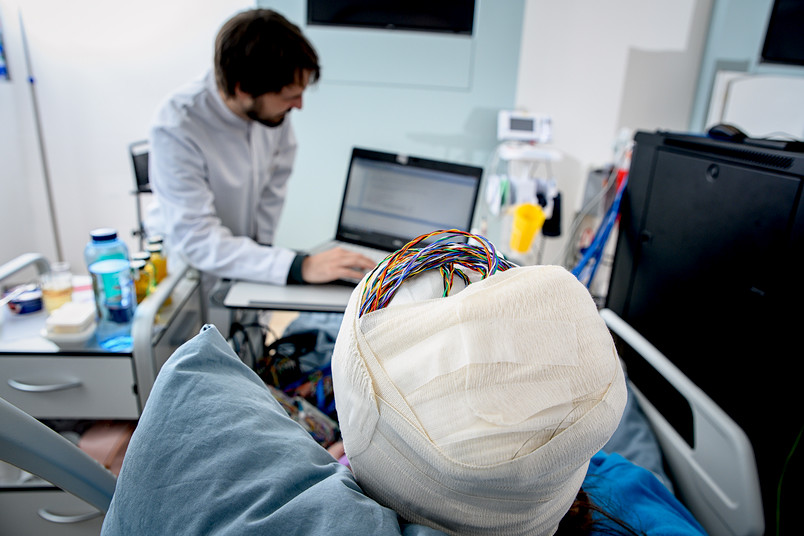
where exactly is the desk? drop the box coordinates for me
[223,280,354,313]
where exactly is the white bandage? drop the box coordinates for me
[332,265,626,536]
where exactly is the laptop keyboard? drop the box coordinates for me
[338,243,391,264]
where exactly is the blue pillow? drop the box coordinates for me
[101,325,422,535]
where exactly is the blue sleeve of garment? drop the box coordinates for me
[584,452,707,536]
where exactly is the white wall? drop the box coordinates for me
[0,0,742,278]
[515,0,713,265]
[259,0,525,252]
[1,0,524,274]
[0,0,252,274]
[0,1,53,264]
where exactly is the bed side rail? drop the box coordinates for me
[600,308,763,536]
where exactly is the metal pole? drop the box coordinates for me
[19,10,64,262]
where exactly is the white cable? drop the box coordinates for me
[551,142,632,267]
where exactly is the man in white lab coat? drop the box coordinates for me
[146,9,374,334]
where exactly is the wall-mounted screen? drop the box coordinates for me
[307,0,475,35]
[760,0,804,66]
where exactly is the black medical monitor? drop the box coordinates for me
[606,130,804,535]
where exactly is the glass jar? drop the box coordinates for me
[40,261,73,313]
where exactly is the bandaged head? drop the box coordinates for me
[332,262,626,536]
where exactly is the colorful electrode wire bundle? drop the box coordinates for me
[358,229,516,317]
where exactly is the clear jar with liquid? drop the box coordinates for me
[40,261,73,313]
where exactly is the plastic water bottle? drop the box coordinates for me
[84,228,129,266]
[84,229,135,351]
[89,258,136,351]
[85,228,129,313]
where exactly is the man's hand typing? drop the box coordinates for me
[301,247,377,284]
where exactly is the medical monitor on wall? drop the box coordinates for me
[760,0,804,66]
[307,0,476,35]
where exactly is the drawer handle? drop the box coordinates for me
[37,508,103,524]
[7,378,83,392]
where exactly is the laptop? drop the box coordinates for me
[310,147,483,279]
[223,148,483,309]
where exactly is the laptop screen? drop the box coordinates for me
[336,148,482,250]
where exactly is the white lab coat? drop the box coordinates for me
[146,71,297,287]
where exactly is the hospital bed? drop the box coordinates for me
[0,308,763,535]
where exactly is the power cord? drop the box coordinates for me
[776,424,803,535]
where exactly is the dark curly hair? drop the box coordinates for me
[556,488,644,536]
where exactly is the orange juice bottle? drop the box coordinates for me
[145,244,167,284]
[130,260,150,304]
[131,251,157,295]
[146,237,170,306]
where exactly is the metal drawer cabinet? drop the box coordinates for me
[0,488,103,536]
[0,356,139,420]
